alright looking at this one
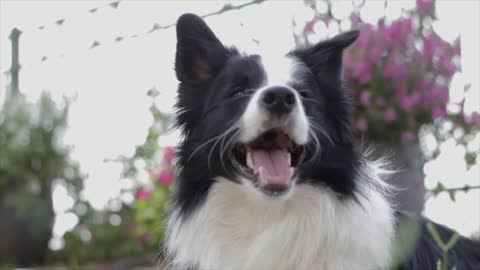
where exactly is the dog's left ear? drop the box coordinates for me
[175,14,229,84]
[295,30,359,81]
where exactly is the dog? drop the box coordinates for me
[165,13,480,270]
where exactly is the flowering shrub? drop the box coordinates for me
[45,88,172,265]
[297,0,478,144]
[132,146,174,248]
[52,88,176,263]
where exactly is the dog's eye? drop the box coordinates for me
[230,86,246,97]
[298,90,310,98]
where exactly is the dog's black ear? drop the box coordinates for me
[295,30,359,81]
[175,14,229,83]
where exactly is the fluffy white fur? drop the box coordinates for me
[166,162,396,270]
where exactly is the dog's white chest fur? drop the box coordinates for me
[166,178,395,270]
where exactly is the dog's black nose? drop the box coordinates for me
[259,87,296,115]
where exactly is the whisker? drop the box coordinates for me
[304,129,322,166]
[307,117,334,146]
[208,125,238,172]
[301,97,322,105]
[301,116,335,167]
[220,129,241,174]
[187,133,225,163]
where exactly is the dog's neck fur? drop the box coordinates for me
[166,166,395,270]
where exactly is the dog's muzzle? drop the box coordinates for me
[233,85,309,196]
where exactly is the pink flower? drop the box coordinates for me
[432,107,446,118]
[417,0,435,16]
[400,92,421,110]
[429,84,449,103]
[360,90,372,106]
[453,37,461,56]
[383,108,397,123]
[127,221,136,232]
[355,24,374,48]
[385,18,413,42]
[422,34,442,60]
[369,46,384,63]
[384,52,408,82]
[321,16,331,26]
[164,146,175,164]
[395,86,408,98]
[356,118,368,131]
[419,79,431,91]
[472,112,480,125]
[303,19,317,35]
[136,188,151,201]
[378,25,393,49]
[353,59,372,84]
[464,112,480,125]
[158,168,173,185]
[402,131,417,143]
[438,55,458,77]
[139,233,150,248]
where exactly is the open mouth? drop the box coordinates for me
[233,128,304,195]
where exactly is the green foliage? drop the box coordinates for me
[126,88,174,250]
[0,90,84,265]
[49,88,174,265]
[133,184,170,249]
[117,87,171,179]
[0,263,14,270]
[47,204,145,267]
[0,91,83,203]
[390,219,421,269]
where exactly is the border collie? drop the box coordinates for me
[166,14,480,270]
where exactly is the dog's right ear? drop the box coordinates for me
[175,14,229,84]
[294,30,359,82]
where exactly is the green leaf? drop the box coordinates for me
[444,232,460,251]
[389,219,420,269]
[427,222,447,251]
[447,190,456,202]
[436,259,442,270]
[146,87,159,98]
[432,182,445,195]
[465,152,476,166]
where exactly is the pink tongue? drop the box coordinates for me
[252,149,292,185]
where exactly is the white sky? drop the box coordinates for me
[1,0,479,243]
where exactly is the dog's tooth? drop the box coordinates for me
[283,149,291,165]
[258,167,267,184]
[247,151,254,169]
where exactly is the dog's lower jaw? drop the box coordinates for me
[165,170,395,270]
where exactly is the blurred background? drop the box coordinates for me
[0,0,479,269]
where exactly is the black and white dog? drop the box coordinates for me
[165,14,480,270]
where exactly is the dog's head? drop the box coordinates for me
[174,14,361,208]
